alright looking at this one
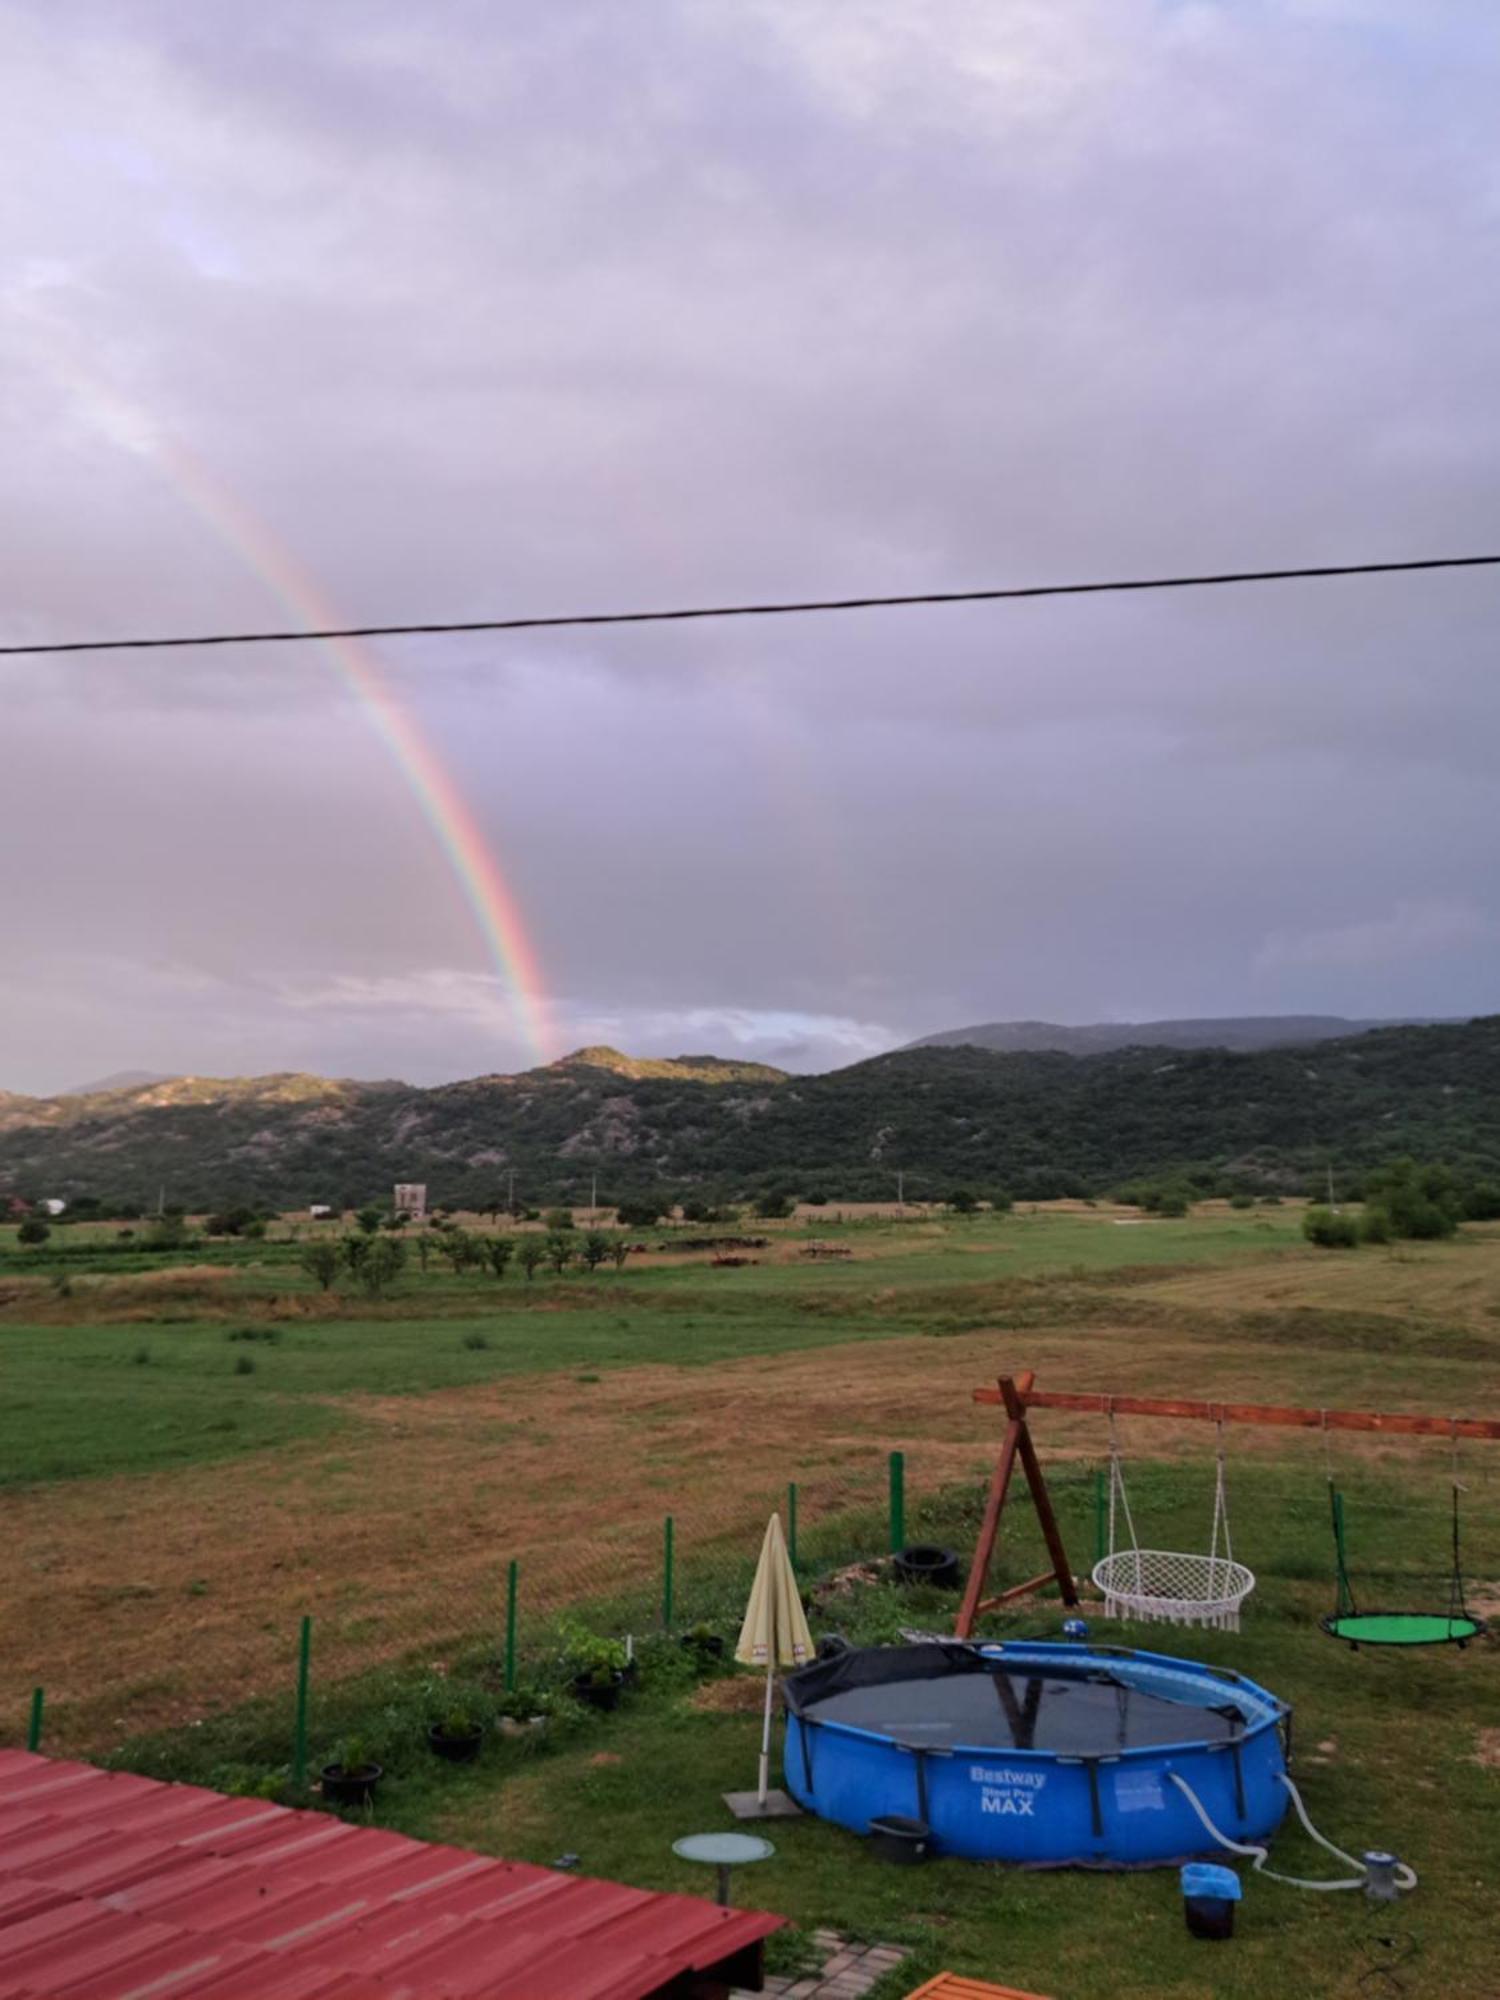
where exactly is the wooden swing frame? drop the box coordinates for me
[954,1370,1500,1641]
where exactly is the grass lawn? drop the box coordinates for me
[0,1207,1305,1487]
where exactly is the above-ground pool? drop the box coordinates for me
[782,1640,1290,1868]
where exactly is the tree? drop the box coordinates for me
[206,1204,257,1237]
[17,1217,49,1247]
[946,1189,978,1215]
[440,1228,478,1274]
[355,1205,384,1236]
[517,1238,546,1281]
[341,1234,371,1276]
[544,1208,575,1233]
[1362,1160,1460,1241]
[610,1237,630,1270]
[616,1194,669,1228]
[300,1240,341,1291]
[484,1237,514,1280]
[358,1236,406,1296]
[988,1190,1014,1213]
[543,1229,575,1275]
[754,1190,795,1220]
[579,1230,610,1273]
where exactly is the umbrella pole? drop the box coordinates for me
[757,1662,774,1804]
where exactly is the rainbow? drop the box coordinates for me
[33,340,555,1066]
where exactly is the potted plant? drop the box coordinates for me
[678,1622,726,1663]
[427,1705,485,1763]
[320,1735,383,1807]
[495,1687,552,1740]
[560,1619,629,1710]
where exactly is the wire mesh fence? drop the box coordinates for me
[10,1421,1496,1774]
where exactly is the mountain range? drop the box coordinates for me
[904,1015,1451,1056]
[3,1019,1497,1210]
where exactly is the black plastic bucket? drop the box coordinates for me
[868,1813,931,1864]
[894,1544,962,1591]
[1181,1863,1240,1939]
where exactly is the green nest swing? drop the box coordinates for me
[1321,1482,1486,1649]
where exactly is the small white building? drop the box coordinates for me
[309,1204,333,1220]
[41,1198,67,1216]
[394,1182,428,1222]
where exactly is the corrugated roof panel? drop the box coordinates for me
[0,1756,782,2000]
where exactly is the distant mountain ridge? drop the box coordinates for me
[905,1015,1453,1056]
[3,1021,1499,1209]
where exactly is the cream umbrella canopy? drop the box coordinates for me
[733,1513,814,1810]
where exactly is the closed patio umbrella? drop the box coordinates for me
[727,1512,813,1817]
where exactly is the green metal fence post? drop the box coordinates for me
[291,1615,312,1789]
[1094,1467,1107,1563]
[662,1515,675,1628]
[786,1481,799,1572]
[504,1559,519,1692]
[26,1688,43,1753]
[888,1450,906,1553]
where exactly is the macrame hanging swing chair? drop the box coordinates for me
[1092,1410,1256,1632]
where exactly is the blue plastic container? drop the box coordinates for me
[1181,1862,1242,1938]
[781,1640,1290,1869]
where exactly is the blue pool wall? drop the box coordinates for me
[782,1641,1290,1869]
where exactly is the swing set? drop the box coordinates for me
[956,1371,1497,1647]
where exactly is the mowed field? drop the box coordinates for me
[4,1203,1500,1996]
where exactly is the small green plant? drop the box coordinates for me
[461,1329,490,1351]
[495,1685,553,1722]
[226,1325,280,1343]
[330,1734,374,1773]
[234,1353,256,1375]
[435,1704,479,1737]
[558,1616,628,1681]
[133,1343,152,1365]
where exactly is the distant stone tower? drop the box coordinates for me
[394,1182,428,1222]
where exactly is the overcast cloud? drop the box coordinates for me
[3,0,1499,1090]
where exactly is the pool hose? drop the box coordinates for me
[1167,1769,1418,1896]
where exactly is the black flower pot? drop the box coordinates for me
[320,1760,383,1807]
[571,1669,625,1711]
[427,1723,484,1763]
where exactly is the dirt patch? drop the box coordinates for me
[690,1676,768,1714]
[1475,1729,1500,1771]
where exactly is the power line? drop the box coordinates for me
[2,551,1497,658]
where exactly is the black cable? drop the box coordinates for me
[2,552,1498,658]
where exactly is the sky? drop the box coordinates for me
[3,0,1499,1091]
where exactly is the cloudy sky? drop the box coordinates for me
[4,1,1499,1091]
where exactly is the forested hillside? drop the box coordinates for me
[2,1022,1497,1210]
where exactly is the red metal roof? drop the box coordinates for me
[0,1752,781,1999]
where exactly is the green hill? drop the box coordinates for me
[2,1021,1498,1209]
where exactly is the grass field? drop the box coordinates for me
[4,1202,1498,1996]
